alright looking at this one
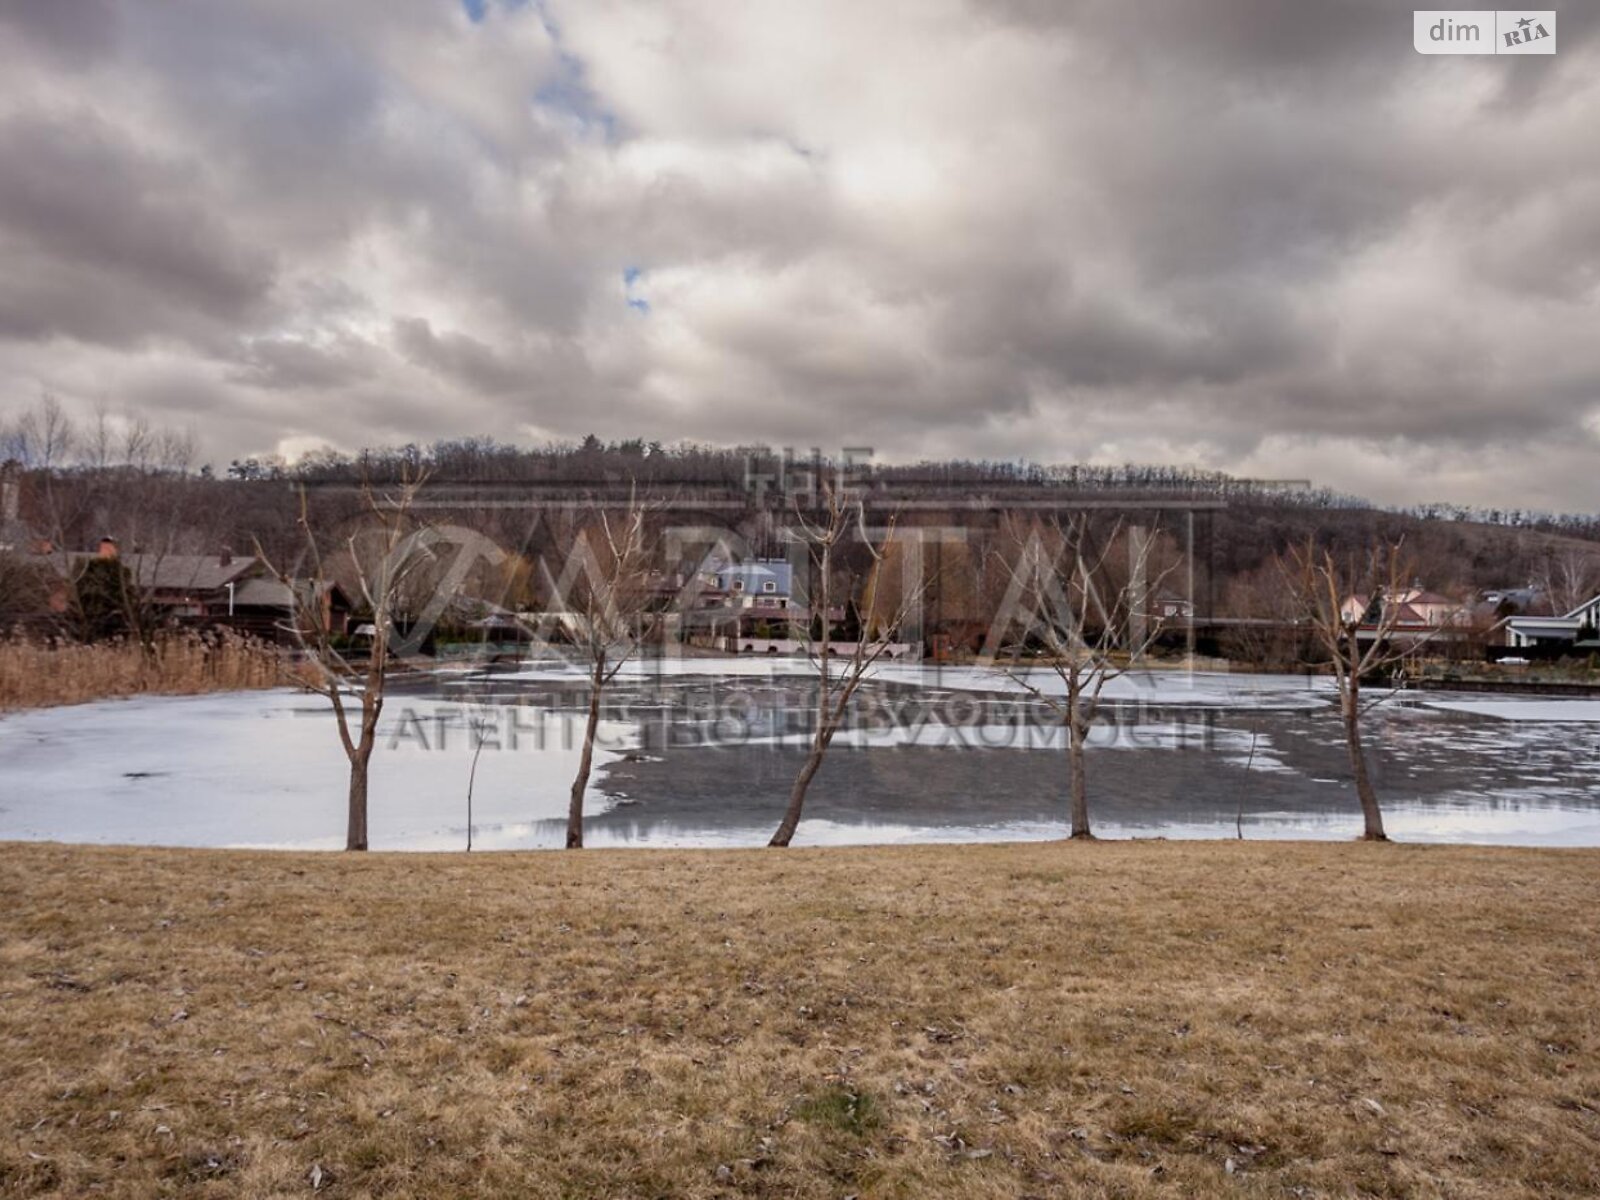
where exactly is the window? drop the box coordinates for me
[763,581,777,593]
[731,579,744,592]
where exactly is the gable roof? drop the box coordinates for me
[1561,594,1600,621]
[230,577,349,610]
[1509,594,1600,634]
[1396,589,1455,607]
[59,551,261,592]
[701,556,793,593]
[1343,588,1466,628]
[229,577,295,608]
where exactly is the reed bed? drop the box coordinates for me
[0,631,285,712]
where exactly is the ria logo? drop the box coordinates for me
[1500,12,1552,47]
[1414,10,1557,54]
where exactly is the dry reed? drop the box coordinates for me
[0,631,285,712]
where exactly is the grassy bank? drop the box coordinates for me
[0,634,283,712]
[2,841,1597,1198]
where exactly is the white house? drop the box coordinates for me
[698,556,793,612]
[1502,594,1600,650]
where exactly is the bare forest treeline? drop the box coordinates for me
[4,398,1600,626]
[219,435,1600,543]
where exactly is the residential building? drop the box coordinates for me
[700,557,794,613]
[45,539,350,641]
[1502,594,1600,652]
[1338,587,1472,644]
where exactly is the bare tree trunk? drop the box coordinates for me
[346,748,371,851]
[770,741,826,848]
[1067,710,1092,839]
[1341,684,1387,841]
[466,729,483,853]
[567,669,604,849]
[773,540,833,849]
[346,695,381,852]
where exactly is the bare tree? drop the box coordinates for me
[982,514,1174,839]
[1537,548,1600,617]
[258,470,432,851]
[1282,538,1424,842]
[768,487,925,848]
[1,396,214,651]
[536,496,660,849]
[5,395,85,565]
[8,393,76,470]
[1218,562,1312,668]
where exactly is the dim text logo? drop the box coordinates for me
[1414,10,1556,54]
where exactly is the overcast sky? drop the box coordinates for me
[1,1,1597,509]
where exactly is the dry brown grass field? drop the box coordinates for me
[1,840,1597,1198]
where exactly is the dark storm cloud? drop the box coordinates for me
[0,0,1596,509]
[0,0,122,64]
[0,112,273,345]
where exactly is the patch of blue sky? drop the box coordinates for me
[624,268,650,314]
[457,0,618,138]
[461,0,530,22]
[534,75,617,140]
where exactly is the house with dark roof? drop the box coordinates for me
[46,538,350,641]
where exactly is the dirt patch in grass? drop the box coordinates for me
[1,840,1597,1197]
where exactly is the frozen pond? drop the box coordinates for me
[2,658,1599,849]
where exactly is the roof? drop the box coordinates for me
[1396,589,1455,607]
[1342,589,1469,631]
[231,577,349,610]
[58,551,260,592]
[1388,603,1431,627]
[1501,594,1600,633]
[229,577,295,608]
[700,555,793,593]
[1561,594,1600,621]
